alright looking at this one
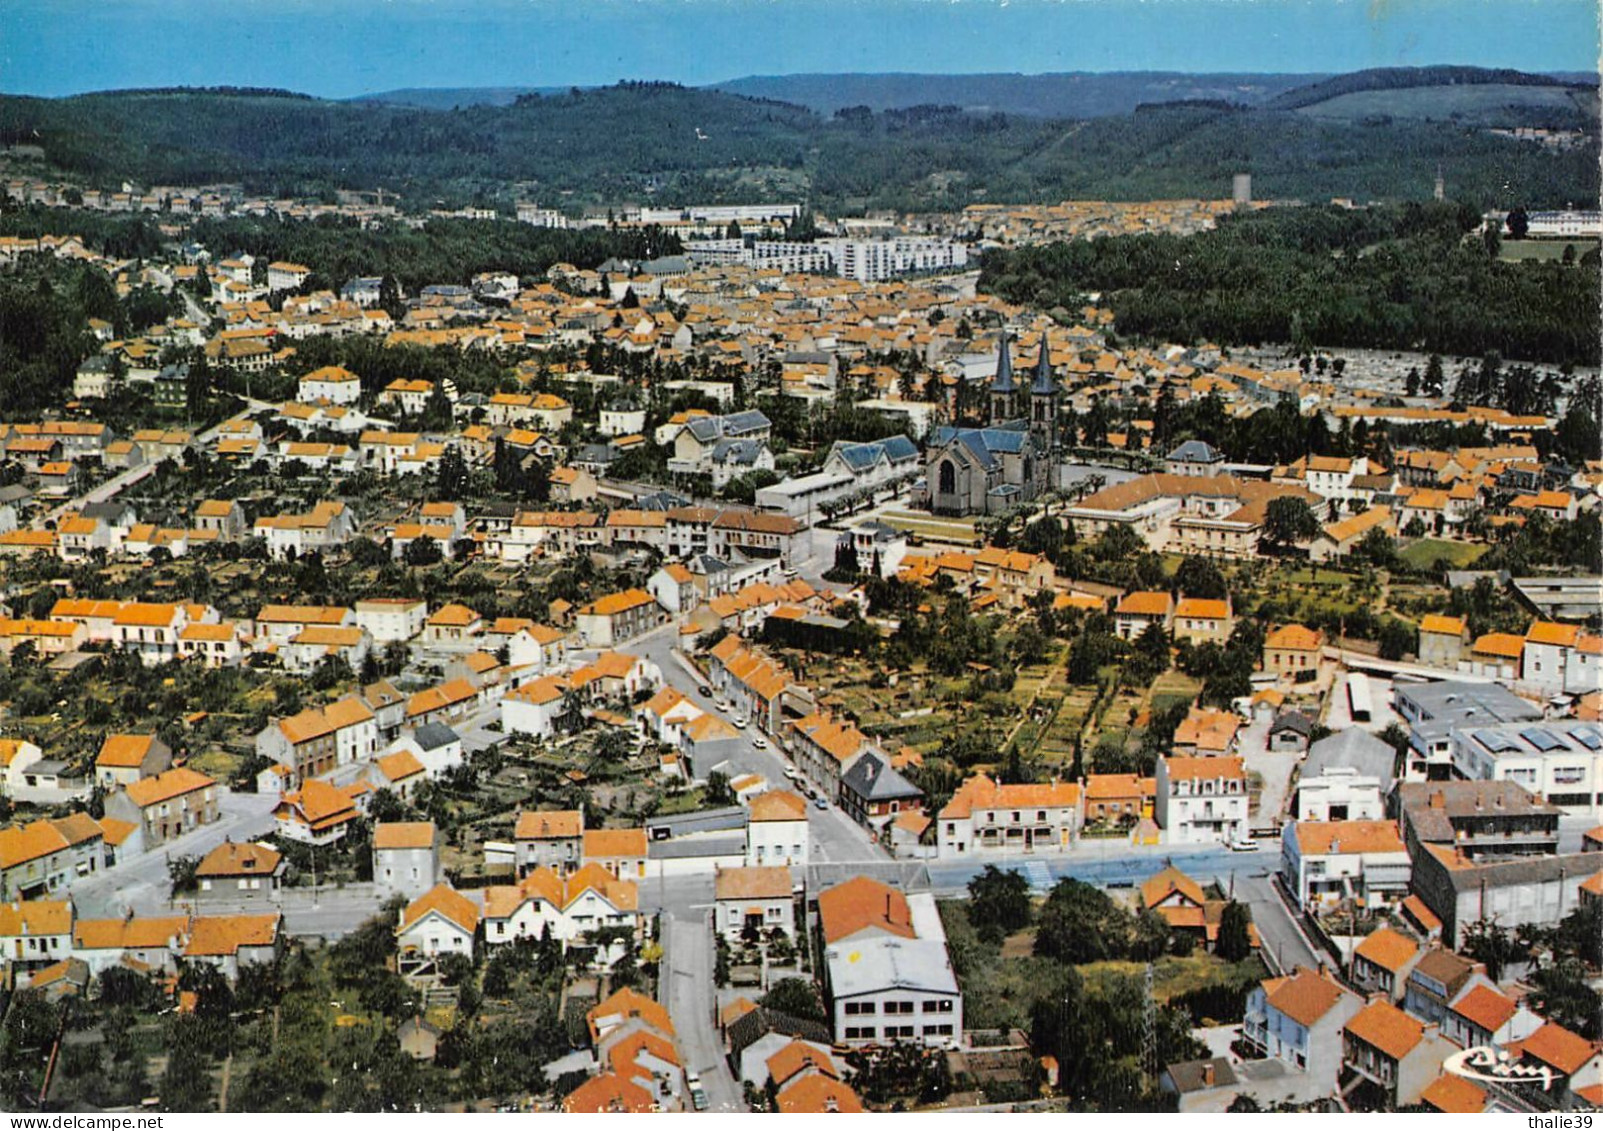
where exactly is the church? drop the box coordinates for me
[921,334,1060,516]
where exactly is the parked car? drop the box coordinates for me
[753,736,767,749]
[697,684,713,697]
[732,716,748,729]
[813,796,829,811]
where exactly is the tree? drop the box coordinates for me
[1377,618,1416,662]
[704,771,735,808]
[1261,496,1320,551]
[1505,206,1529,240]
[760,977,824,1022]
[403,535,442,567]
[1462,917,1525,982]
[433,447,469,501]
[1423,353,1445,396]
[1215,901,1253,962]
[967,865,1032,945]
[1173,555,1228,600]
[1035,878,1132,964]
[167,854,200,895]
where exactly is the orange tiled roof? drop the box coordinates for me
[96,733,158,769]
[817,875,915,945]
[184,913,279,957]
[1116,591,1173,618]
[1345,999,1425,1060]
[1451,983,1518,1034]
[124,767,214,808]
[714,866,793,901]
[749,790,807,822]
[584,827,647,859]
[515,810,582,840]
[195,841,281,878]
[1520,1022,1599,1076]
[398,884,479,936]
[1292,819,1404,856]
[373,821,437,850]
[776,1075,864,1114]
[1421,1073,1486,1114]
[1265,623,1324,652]
[1354,926,1418,973]
[1264,967,1349,1028]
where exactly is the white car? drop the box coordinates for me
[753,736,767,749]
[733,716,748,729]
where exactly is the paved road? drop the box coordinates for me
[625,623,881,866]
[176,883,390,939]
[662,910,744,1113]
[1238,873,1323,974]
[41,396,274,526]
[70,790,279,918]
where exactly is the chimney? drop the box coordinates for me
[1202,1062,1216,1087]
[1429,791,1445,810]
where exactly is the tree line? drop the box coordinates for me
[980,202,1601,366]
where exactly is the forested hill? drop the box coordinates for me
[978,204,1601,367]
[1267,66,1594,111]
[0,80,1595,211]
[710,71,1321,118]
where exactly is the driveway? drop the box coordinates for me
[1239,718,1296,831]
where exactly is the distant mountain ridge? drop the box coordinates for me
[709,71,1323,118]
[347,86,567,110]
[1265,65,1595,110]
[0,70,1594,212]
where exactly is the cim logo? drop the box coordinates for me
[1442,1046,1557,1089]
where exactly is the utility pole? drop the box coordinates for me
[1141,961,1159,1083]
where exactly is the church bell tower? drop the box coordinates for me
[989,334,1017,425]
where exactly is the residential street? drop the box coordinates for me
[69,790,279,918]
[662,910,744,1112]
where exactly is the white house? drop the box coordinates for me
[937,773,1081,858]
[395,884,479,977]
[746,790,809,867]
[298,365,363,405]
[1155,756,1249,845]
[714,866,795,944]
[481,864,639,955]
[372,821,442,899]
[501,676,574,739]
[355,598,428,643]
[1280,820,1411,911]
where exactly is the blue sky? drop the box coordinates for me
[3,0,1597,99]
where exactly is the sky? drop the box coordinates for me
[3,0,1598,99]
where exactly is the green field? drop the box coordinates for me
[1398,538,1489,570]
[1297,83,1594,126]
[1501,239,1600,263]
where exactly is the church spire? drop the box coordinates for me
[1032,334,1056,395]
[989,333,1017,426]
[991,333,1016,395]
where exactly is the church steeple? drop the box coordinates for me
[1030,334,1059,453]
[990,334,1016,425]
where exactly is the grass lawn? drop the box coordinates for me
[878,510,982,546]
[1500,239,1599,263]
[1148,670,1203,715]
[1397,538,1488,570]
